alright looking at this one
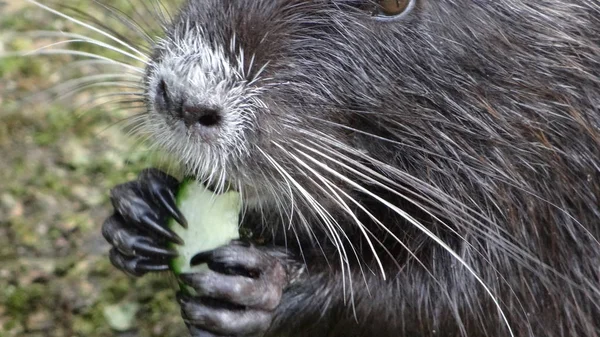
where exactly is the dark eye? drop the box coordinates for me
[376,0,414,17]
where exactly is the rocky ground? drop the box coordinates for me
[0,1,187,336]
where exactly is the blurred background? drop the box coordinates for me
[0,1,187,336]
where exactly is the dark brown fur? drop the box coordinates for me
[95,0,600,336]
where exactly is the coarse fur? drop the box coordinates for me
[25,0,600,336]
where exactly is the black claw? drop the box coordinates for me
[156,187,188,229]
[141,214,184,245]
[135,260,171,273]
[133,240,179,258]
[190,251,213,267]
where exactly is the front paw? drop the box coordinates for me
[102,168,187,276]
[178,241,288,337]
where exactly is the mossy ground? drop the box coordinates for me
[0,1,186,336]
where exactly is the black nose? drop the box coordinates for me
[154,80,222,129]
[181,103,222,128]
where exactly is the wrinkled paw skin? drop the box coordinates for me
[102,168,187,277]
[102,169,290,336]
[178,241,288,337]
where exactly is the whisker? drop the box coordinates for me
[258,148,348,284]
[55,59,142,74]
[294,138,529,330]
[94,112,148,137]
[297,130,600,302]
[302,116,600,248]
[295,129,524,247]
[271,140,386,281]
[281,143,472,325]
[90,0,156,45]
[7,49,144,73]
[292,144,515,337]
[151,0,174,26]
[56,2,154,53]
[73,97,145,118]
[286,157,362,312]
[26,0,149,60]
[13,30,149,66]
[17,82,144,109]
[26,74,142,100]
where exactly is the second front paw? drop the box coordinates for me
[178,241,288,337]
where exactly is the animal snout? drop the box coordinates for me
[154,79,223,132]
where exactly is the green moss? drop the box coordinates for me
[73,304,113,336]
[103,277,133,303]
[54,256,79,277]
[0,57,24,78]
[4,284,45,316]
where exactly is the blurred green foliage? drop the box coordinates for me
[0,1,186,336]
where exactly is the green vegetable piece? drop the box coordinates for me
[169,180,242,277]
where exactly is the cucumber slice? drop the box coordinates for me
[169,179,242,276]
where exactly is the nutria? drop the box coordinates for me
[92,0,599,336]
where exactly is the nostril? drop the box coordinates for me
[155,79,171,111]
[182,104,222,128]
[197,112,221,127]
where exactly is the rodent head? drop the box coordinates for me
[142,0,599,212]
[143,0,428,195]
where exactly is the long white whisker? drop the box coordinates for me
[297,130,526,248]
[20,82,144,109]
[258,148,350,299]
[26,74,143,103]
[90,0,156,45]
[258,155,313,269]
[303,118,600,248]
[292,145,515,337]
[294,135,547,323]
[298,131,600,302]
[16,30,149,65]
[73,97,145,118]
[299,135,544,324]
[274,143,373,309]
[282,144,470,327]
[6,49,144,73]
[272,140,386,280]
[55,59,142,74]
[26,0,149,60]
